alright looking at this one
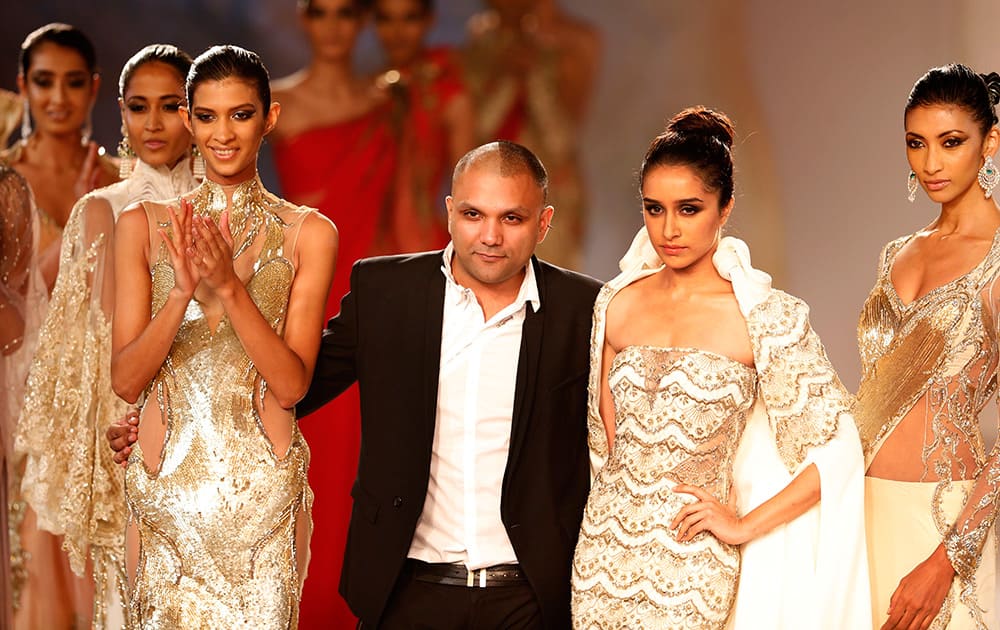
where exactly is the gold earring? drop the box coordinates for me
[117,125,134,178]
[192,146,205,180]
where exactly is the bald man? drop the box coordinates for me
[303,140,600,628]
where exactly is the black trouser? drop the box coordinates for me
[375,561,544,629]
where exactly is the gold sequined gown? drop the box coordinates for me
[125,177,313,629]
[572,346,754,629]
[857,230,1000,629]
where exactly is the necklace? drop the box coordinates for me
[191,176,283,259]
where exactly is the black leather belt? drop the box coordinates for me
[407,560,526,588]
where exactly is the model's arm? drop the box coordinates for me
[0,169,32,352]
[78,196,118,319]
[191,210,337,409]
[598,340,616,454]
[111,201,197,403]
[295,260,365,418]
[941,281,1000,578]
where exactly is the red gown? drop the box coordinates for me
[272,108,395,629]
[386,47,466,253]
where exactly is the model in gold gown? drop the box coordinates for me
[123,177,317,628]
[856,64,1000,630]
[857,230,1000,628]
[112,45,337,629]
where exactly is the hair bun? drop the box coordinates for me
[982,72,1000,107]
[665,106,735,149]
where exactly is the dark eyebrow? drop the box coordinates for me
[642,196,703,204]
[906,129,966,140]
[192,102,256,113]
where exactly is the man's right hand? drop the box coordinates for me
[108,409,139,467]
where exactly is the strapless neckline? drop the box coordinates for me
[613,344,756,373]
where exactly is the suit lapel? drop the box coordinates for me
[421,260,446,447]
[505,258,545,484]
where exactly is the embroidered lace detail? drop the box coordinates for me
[856,230,1000,628]
[572,347,755,629]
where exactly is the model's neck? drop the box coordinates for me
[937,188,1000,235]
[203,172,259,206]
[386,47,427,73]
[24,131,87,167]
[307,56,356,88]
[655,248,729,295]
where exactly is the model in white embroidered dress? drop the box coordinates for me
[571,107,869,629]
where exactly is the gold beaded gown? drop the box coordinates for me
[124,177,313,629]
[856,230,1000,629]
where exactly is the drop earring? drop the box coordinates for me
[907,170,918,203]
[192,146,205,180]
[20,106,31,143]
[81,113,92,146]
[979,156,998,199]
[117,125,134,178]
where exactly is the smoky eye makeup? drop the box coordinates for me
[29,72,54,87]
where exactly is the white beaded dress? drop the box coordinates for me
[571,232,870,629]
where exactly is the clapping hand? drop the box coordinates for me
[190,210,236,295]
[158,199,199,299]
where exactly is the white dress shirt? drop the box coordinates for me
[407,244,540,570]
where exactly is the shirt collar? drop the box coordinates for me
[441,242,541,313]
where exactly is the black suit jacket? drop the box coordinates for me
[298,251,601,628]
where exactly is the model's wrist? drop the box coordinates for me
[736,515,757,545]
[215,277,241,305]
[934,541,959,577]
[169,285,194,302]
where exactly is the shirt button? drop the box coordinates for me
[393,496,403,508]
